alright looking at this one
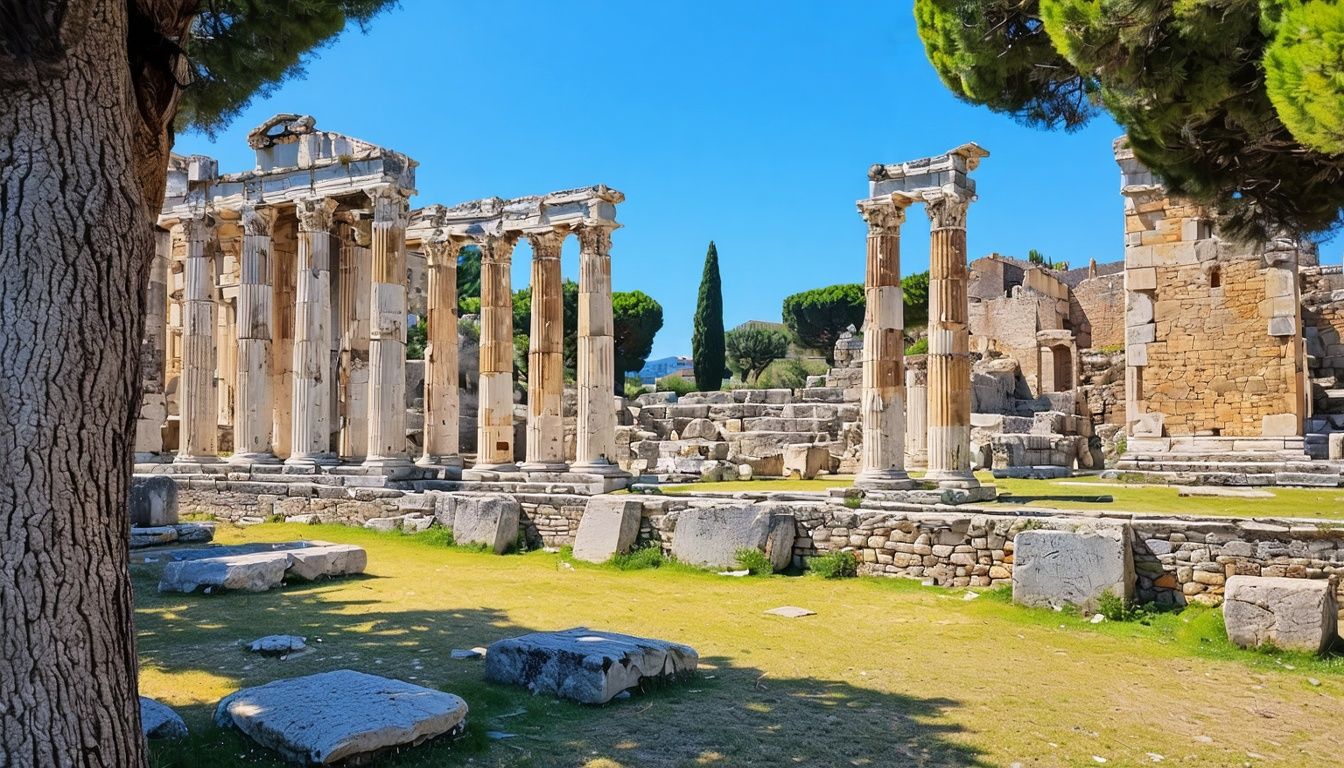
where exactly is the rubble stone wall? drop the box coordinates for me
[1070,273,1124,351]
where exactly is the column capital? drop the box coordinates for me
[527,229,566,259]
[181,211,217,241]
[424,229,465,267]
[241,203,276,236]
[476,233,518,264]
[924,193,972,230]
[366,184,410,223]
[577,225,613,256]
[296,196,338,233]
[857,199,908,234]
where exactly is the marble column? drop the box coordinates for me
[135,227,171,458]
[924,194,978,488]
[364,186,411,469]
[475,234,519,470]
[176,213,220,463]
[855,200,913,489]
[232,204,278,464]
[574,225,621,473]
[904,364,929,469]
[419,231,463,471]
[522,230,568,471]
[337,219,372,461]
[287,197,338,467]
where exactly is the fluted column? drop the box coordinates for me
[904,363,929,469]
[286,196,338,467]
[574,225,622,473]
[855,200,913,489]
[522,230,568,471]
[925,194,978,488]
[232,204,278,464]
[419,231,463,471]
[364,186,411,469]
[475,234,519,470]
[176,213,220,463]
[337,219,372,460]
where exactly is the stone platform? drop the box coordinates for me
[833,484,998,506]
[157,541,366,593]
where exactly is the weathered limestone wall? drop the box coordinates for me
[1070,272,1125,351]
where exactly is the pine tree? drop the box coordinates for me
[692,242,725,392]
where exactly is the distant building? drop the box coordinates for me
[637,355,693,384]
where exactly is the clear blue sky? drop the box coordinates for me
[176,0,1127,360]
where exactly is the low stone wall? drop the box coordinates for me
[170,481,1344,607]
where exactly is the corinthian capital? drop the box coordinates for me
[424,229,464,267]
[241,204,275,237]
[528,229,567,259]
[857,199,908,235]
[295,197,338,233]
[181,212,216,242]
[924,193,971,230]
[476,233,518,264]
[577,225,613,257]
[366,184,409,224]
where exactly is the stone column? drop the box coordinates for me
[231,204,278,464]
[364,186,411,470]
[904,363,929,469]
[855,200,913,490]
[135,227,171,459]
[574,225,621,473]
[419,231,463,471]
[337,219,372,460]
[286,197,338,467]
[522,230,568,471]
[924,194,978,488]
[176,214,220,463]
[475,234,519,470]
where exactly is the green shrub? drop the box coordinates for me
[623,375,647,400]
[417,527,455,547]
[1096,588,1152,622]
[809,550,858,579]
[842,495,863,510]
[610,545,666,570]
[734,548,774,576]
[656,374,697,396]
[906,336,928,355]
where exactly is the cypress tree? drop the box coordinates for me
[692,241,725,392]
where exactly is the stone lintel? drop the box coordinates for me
[408,185,624,245]
[867,143,988,202]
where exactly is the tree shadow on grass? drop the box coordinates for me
[136,575,988,768]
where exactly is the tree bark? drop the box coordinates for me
[1,1,193,765]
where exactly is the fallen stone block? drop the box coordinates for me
[764,606,815,618]
[174,522,215,544]
[1223,575,1337,654]
[572,496,643,563]
[670,504,796,572]
[158,551,288,593]
[1012,526,1133,612]
[130,475,179,527]
[484,627,698,705]
[131,526,178,549]
[285,544,367,581]
[214,670,468,765]
[140,697,188,740]
[679,418,720,441]
[439,494,520,554]
[249,635,308,655]
[783,444,829,480]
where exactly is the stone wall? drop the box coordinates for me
[1070,272,1124,351]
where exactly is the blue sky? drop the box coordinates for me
[177,1,1127,360]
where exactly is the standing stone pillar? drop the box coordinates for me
[924,194,978,488]
[855,200,913,490]
[475,234,519,471]
[337,219,372,461]
[419,231,463,471]
[904,363,929,469]
[364,186,411,470]
[177,214,220,463]
[574,225,622,473]
[522,231,568,471]
[286,197,338,467]
[135,227,171,459]
[232,204,278,464]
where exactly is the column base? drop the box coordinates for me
[466,461,519,475]
[570,459,630,478]
[519,460,569,473]
[923,468,981,489]
[416,454,464,480]
[229,451,281,467]
[284,453,338,472]
[853,469,919,491]
[175,452,223,465]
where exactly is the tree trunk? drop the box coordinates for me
[1,1,191,765]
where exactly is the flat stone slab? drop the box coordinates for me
[1012,526,1133,612]
[1177,486,1276,499]
[285,544,367,581]
[250,635,308,655]
[140,696,188,740]
[1224,575,1337,653]
[484,627,698,705]
[157,541,366,593]
[670,504,795,572]
[572,496,643,563]
[764,606,815,618]
[214,670,468,765]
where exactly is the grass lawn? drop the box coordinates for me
[140,523,1344,767]
[662,473,1344,521]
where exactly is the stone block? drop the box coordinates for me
[1261,413,1299,437]
[680,418,720,441]
[130,476,179,527]
[286,544,368,581]
[1127,267,1157,291]
[1223,576,1337,653]
[1126,323,1156,345]
[572,496,643,563]
[159,551,288,593]
[670,504,796,571]
[441,494,521,554]
[1131,412,1165,438]
[214,670,468,765]
[741,453,784,477]
[1268,315,1297,337]
[131,526,179,549]
[1012,527,1133,612]
[141,697,188,740]
[783,444,828,480]
[484,628,698,705]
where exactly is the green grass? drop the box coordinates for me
[659,472,1344,520]
[139,523,1344,767]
